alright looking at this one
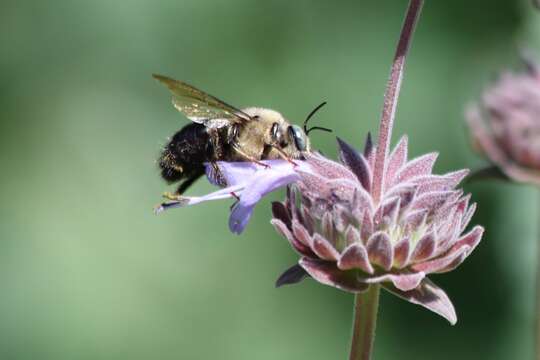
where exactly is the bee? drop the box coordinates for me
[153,74,330,198]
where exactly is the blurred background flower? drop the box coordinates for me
[0,0,535,359]
[467,58,540,185]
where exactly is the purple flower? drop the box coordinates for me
[156,160,311,234]
[467,58,540,185]
[271,137,483,324]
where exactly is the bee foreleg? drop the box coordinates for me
[209,161,227,186]
[231,143,270,169]
[271,145,299,167]
[175,168,205,195]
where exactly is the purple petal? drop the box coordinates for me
[321,211,335,242]
[396,153,439,184]
[337,137,372,191]
[271,219,313,256]
[393,237,411,268]
[460,203,477,233]
[412,190,458,211]
[299,257,369,293]
[385,136,408,188]
[312,233,340,261]
[210,160,304,186]
[332,205,350,233]
[402,209,427,229]
[375,196,401,227]
[415,170,469,194]
[367,232,393,271]
[292,220,312,247]
[411,232,436,262]
[276,263,309,287]
[271,201,291,227]
[301,206,315,235]
[304,153,358,182]
[360,211,374,243]
[384,183,417,209]
[351,187,375,215]
[338,243,374,273]
[382,278,457,325]
[434,206,465,254]
[230,202,255,235]
[410,246,469,274]
[363,271,425,292]
[344,225,362,247]
[229,163,302,234]
[447,226,484,259]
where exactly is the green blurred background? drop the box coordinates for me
[0,0,538,359]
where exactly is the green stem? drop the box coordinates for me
[349,285,381,360]
[537,191,540,360]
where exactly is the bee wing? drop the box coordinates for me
[153,74,251,128]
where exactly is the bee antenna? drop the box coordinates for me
[304,101,332,135]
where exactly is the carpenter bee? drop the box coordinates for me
[153,74,330,198]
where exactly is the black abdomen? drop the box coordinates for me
[159,123,210,183]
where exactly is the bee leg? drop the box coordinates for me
[271,145,299,167]
[176,169,205,195]
[231,143,271,169]
[229,192,240,210]
[162,169,205,200]
[208,161,228,186]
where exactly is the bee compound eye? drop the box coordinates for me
[271,123,281,143]
[288,125,307,151]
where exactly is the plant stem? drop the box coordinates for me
[349,285,381,360]
[537,191,540,360]
[371,0,424,204]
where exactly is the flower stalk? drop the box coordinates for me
[537,192,540,360]
[349,285,381,360]
[372,0,424,204]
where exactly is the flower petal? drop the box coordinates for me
[304,153,358,182]
[385,135,408,188]
[367,232,393,271]
[211,160,305,186]
[275,263,309,287]
[363,271,425,291]
[410,245,469,274]
[411,232,436,262]
[312,233,340,261]
[396,153,439,184]
[412,190,458,211]
[415,170,469,194]
[292,220,312,247]
[460,203,477,233]
[229,163,302,234]
[321,211,337,245]
[451,225,483,254]
[337,137,372,191]
[155,183,243,214]
[271,219,314,256]
[382,278,457,325]
[393,237,411,268]
[299,257,369,293]
[271,201,291,228]
[337,243,374,274]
